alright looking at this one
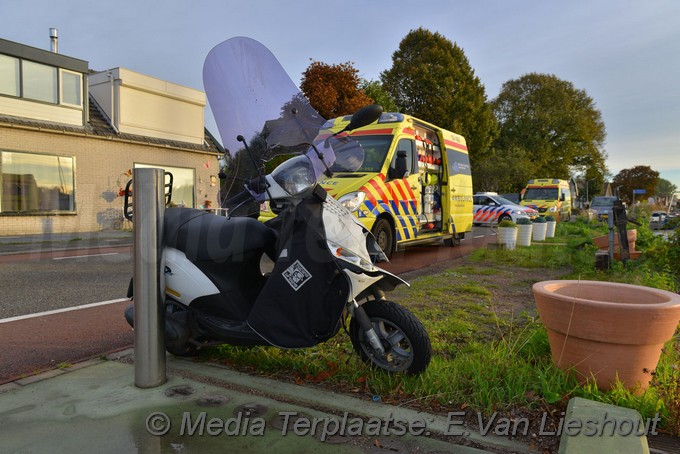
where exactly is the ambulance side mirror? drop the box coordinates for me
[561,193,566,202]
[395,150,408,178]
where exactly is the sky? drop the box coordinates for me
[2,0,679,191]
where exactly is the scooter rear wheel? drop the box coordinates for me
[349,300,431,374]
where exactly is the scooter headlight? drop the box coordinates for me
[271,155,316,196]
[338,191,366,212]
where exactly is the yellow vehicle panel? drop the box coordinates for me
[319,113,473,251]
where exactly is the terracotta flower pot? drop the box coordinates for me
[533,280,680,392]
[592,229,637,251]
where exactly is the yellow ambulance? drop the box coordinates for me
[520,178,573,221]
[314,112,473,257]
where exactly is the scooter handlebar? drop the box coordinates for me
[224,189,253,207]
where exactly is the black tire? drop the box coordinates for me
[166,342,199,357]
[498,214,512,223]
[349,300,431,374]
[371,218,394,258]
[164,302,200,357]
[444,234,461,247]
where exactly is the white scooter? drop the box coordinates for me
[124,37,431,374]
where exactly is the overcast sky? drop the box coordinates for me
[2,0,679,189]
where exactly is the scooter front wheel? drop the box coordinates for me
[349,300,431,374]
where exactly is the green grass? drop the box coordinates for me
[204,219,680,436]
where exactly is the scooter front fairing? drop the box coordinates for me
[247,186,350,348]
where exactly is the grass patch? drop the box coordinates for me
[204,220,680,439]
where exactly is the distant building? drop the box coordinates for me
[0,35,222,236]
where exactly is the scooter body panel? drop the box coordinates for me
[164,247,219,305]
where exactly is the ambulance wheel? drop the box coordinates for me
[371,218,393,257]
[349,300,431,375]
[444,234,461,247]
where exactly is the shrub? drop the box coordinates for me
[516,217,532,225]
[545,215,556,222]
[498,220,517,228]
[533,216,547,223]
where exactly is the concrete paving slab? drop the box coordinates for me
[165,355,534,453]
[558,397,653,454]
[0,357,498,453]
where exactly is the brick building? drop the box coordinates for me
[0,35,223,236]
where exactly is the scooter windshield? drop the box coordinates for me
[270,136,365,196]
[203,36,364,186]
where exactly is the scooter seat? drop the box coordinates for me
[164,208,276,262]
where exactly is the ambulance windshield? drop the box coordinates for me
[524,187,558,201]
[331,135,392,173]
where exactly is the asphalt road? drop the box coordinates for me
[0,246,132,319]
[0,227,495,383]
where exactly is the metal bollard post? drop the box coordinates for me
[607,207,615,264]
[133,168,166,388]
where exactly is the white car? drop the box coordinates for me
[473,193,539,225]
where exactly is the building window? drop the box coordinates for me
[0,54,83,107]
[0,54,20,97]
[60,69,82,106]
[0,151,75,213]
[134,163,195,208]
[22,60,58,104]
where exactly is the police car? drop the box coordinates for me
[473,192,539,225]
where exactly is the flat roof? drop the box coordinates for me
[0,38,89,73]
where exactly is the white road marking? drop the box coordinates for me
[53,253,119,260]
[0,298,129,324]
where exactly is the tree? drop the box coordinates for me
[300,60,373,119]
[380,28,498,165]
[656,178,678,199]
[359,79,399,112]
[492,73,607,181]
[612,165,660,204]
[473,146,538,193]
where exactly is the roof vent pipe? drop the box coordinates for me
[49,28,58,53]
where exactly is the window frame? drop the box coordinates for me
[0,54,21,98]
[0,150,77,215]
[21,59,58,104]
[0,53,84,108]
[59,68,83,107]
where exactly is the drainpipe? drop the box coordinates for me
[108,71,120,133]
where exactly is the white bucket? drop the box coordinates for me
[517,224,533,246]
[498,227,518,250]
[532,222,547,241]
[546,221,556,238]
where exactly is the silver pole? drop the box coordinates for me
[608,207,615,264]
[133,168,166,388]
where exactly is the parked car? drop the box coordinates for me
[473,192,538,225]
[590,196,619,221]
[650,211,668,230]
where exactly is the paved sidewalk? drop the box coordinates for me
[0,350,509,454]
